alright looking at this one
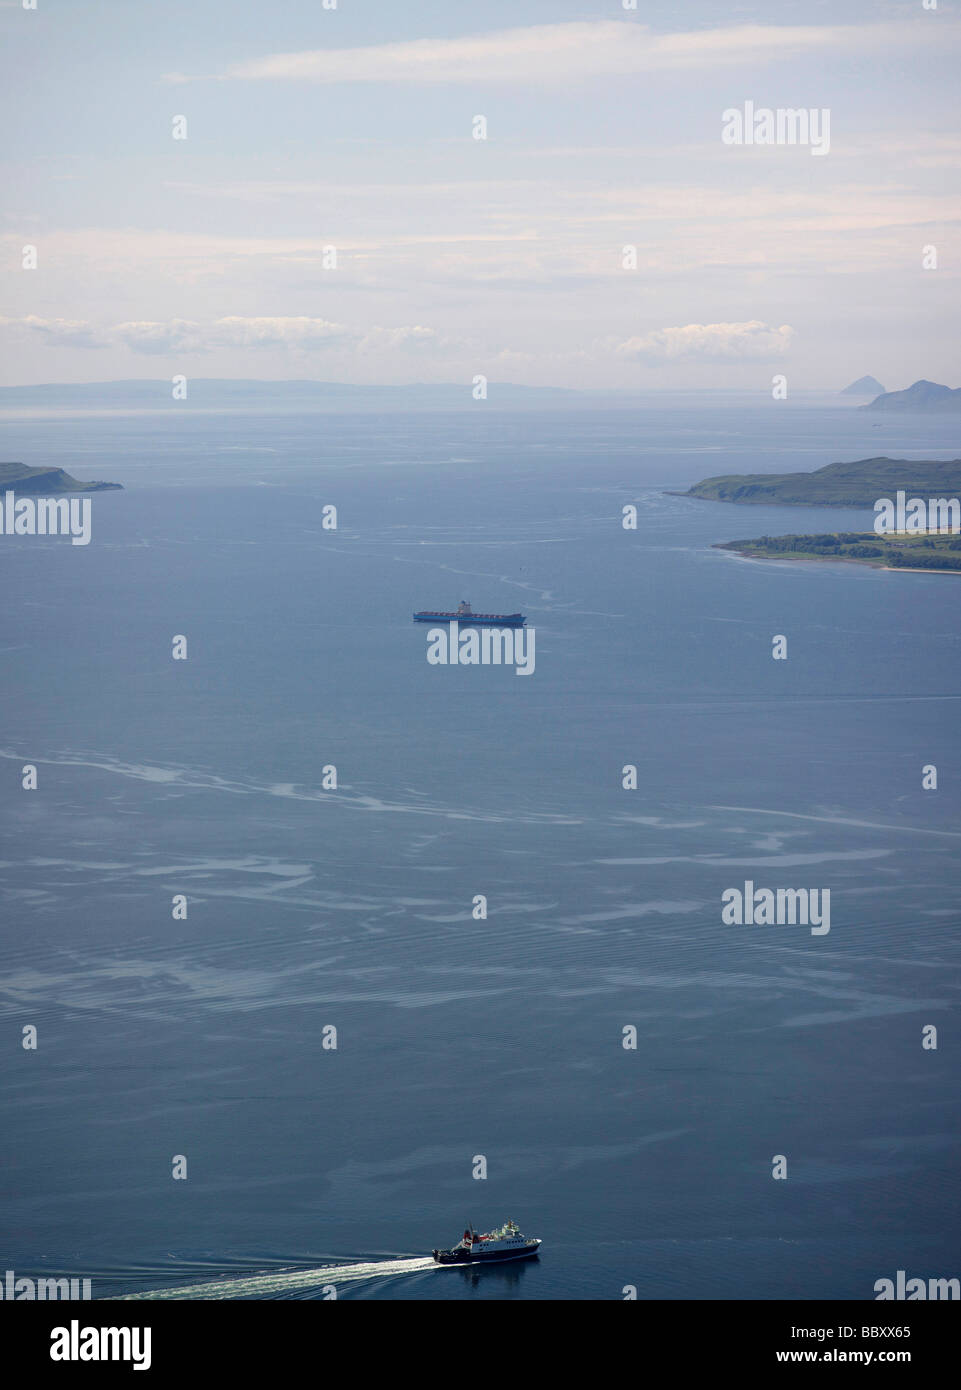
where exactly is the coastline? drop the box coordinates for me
[714,543,961,574]
[669,491,873,507]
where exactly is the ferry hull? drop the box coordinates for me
[433,1241,541,1265]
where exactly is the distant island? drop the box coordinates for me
[862,379,961,412]
[0,378,579,414]
[717,532,961,572]
[0,462,122,494]
[671,457,961,507]
[841,375,885,396]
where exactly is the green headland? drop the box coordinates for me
[0,462,122,493]
[676,455,961,572]
[671,457,961,507]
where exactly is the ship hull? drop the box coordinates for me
[413,612,525,627]
[433,1241,541,1265]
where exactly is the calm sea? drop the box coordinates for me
[1,396,959,1299]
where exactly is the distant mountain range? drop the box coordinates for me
[840,375,885,396]
[0,377,957,415]
[0,378,579,412]
[673,457,961,507]
[862,379,961,412]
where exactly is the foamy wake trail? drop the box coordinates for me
[118,1257,438,1300]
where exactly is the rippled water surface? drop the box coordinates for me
[1,400,959,1299]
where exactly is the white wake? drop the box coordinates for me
[118,1256,439,1300]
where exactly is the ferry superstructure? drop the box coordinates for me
[432,1220,541,1265]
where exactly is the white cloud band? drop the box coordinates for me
[184,20,953,86]
[617,321,794,363]
[0,315,442,356]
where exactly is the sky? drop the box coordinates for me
[1,0,959,391]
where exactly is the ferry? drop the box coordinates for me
[413,600,525,628]
[432,1220,541,1265]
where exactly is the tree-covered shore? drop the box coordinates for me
[716,531,961,571]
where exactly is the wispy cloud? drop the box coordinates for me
[0,315,443,356]
[617,321,794,363]
[0,316,109,349]
[167,20,952,85]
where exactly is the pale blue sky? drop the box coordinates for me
[1,0,958,389]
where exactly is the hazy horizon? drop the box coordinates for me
[0,375,950,400]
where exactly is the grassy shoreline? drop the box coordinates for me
[715,531,961,572]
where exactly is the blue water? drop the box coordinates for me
[1,398,959,1299]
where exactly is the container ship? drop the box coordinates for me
[412,600,525,628]
[432,1220,541,1265]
